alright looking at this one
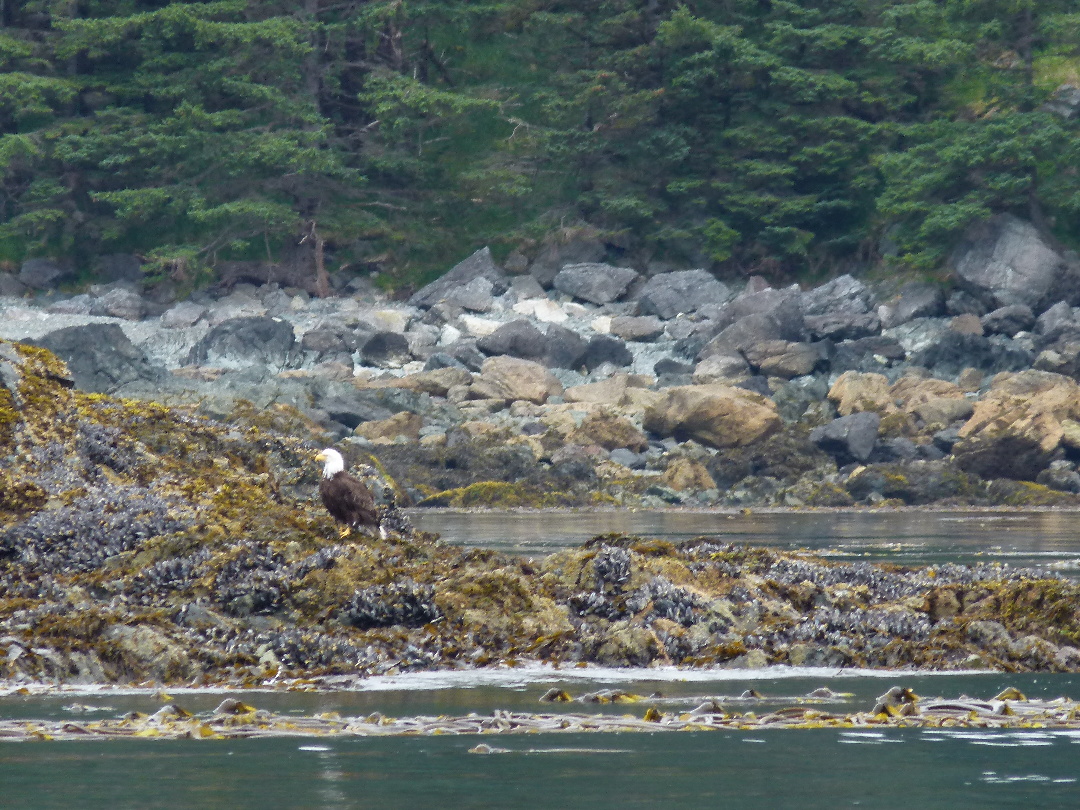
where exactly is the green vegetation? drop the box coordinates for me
[0,0,1077,285]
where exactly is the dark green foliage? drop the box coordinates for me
[0,0,1076,283]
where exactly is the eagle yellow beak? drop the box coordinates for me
[315,451,327,462]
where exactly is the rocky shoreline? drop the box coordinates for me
[5,214,1080,511]
[2,339,1080,685]
[5,214,1080,685]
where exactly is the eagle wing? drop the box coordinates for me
[321,472,379,530]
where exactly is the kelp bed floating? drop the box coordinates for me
[1,687,1079,742]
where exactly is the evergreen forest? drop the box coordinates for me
[1,0,1078,288]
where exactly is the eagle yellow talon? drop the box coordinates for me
[337,526,352,539]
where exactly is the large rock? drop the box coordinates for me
[827,371,899,418]
[801,276,879,339]
[187,316,299,372]
[981,304,1035,337]
[908,331,1034,379]
[89,287,147,320]
[553,263,639,305]
[476,319,547,361]
[541,324,588,370]
[18,258,74,291]
[359,331,413,368]
[800,274,874,317]
[635,269,732,319]
[470,356,563,404]
[609,315,664,342]
[810,412,881,463]
[643,384,782,449]
[581,335,633,371]
[950,215,1080,311]
[30,323,163,394]
[528,229,606,288]
[881,282,946,327]
[409,247,508,309]
[741,340,821,379]
[953,370,1080,480]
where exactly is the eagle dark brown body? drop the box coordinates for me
[316,449,379,538]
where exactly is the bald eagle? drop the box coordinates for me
[315,448,380,539]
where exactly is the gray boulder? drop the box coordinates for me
[30,323,163,394]
[581,335,633,371]
[804,310,880,341]
[1035,301,1080,344]
[359,331,412,368]
[476,319,547,361]
[90,287,147,320]
[187,316,299,371]
[542,324,588,370]
[809,412,881,463]
[609,315,664,342]
[528,231,606,288]
[19,258,74,291]
[909,331,1034,379]
[635,269,732,319]
[800,274,874,316]
[882,282,945,327]
[981,304,1035,337]
[950,214,1080,311]
[409,247,508,309]
[553,263,639,305]
[161,302,206,329]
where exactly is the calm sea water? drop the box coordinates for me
[5,510,1080,809]
[412,508,1080,576]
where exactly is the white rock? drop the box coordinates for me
[459,314,503,337]
[591,316,613,334]
[439,324,463,346]
[368,309,411,334]
[513,298,567,323]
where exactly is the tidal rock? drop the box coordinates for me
[741,340,822,379]
[1035,301,1080,344]
[908,331,1034,379]
[950,214,1080,311]
[409,247,508,309]
[609,315,664,342]
[635,269,732,319]
[31,323,163,394]
[476,319,547,361]
[160,301,207,329]
[953,370,1080,480]
[810,412,881,463]
[89,287,147,320]
[187,316,299,372]
[471,356,563,404]
[981,304,1035,337]
[800,274,875,317]
[553,263,639,305]
[541,323,588,370]
[643,384,782,449]
[581,335,633,371]
[359,331,412,368]
[881,282,946,327]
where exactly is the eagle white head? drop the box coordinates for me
[315,448,345,478]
